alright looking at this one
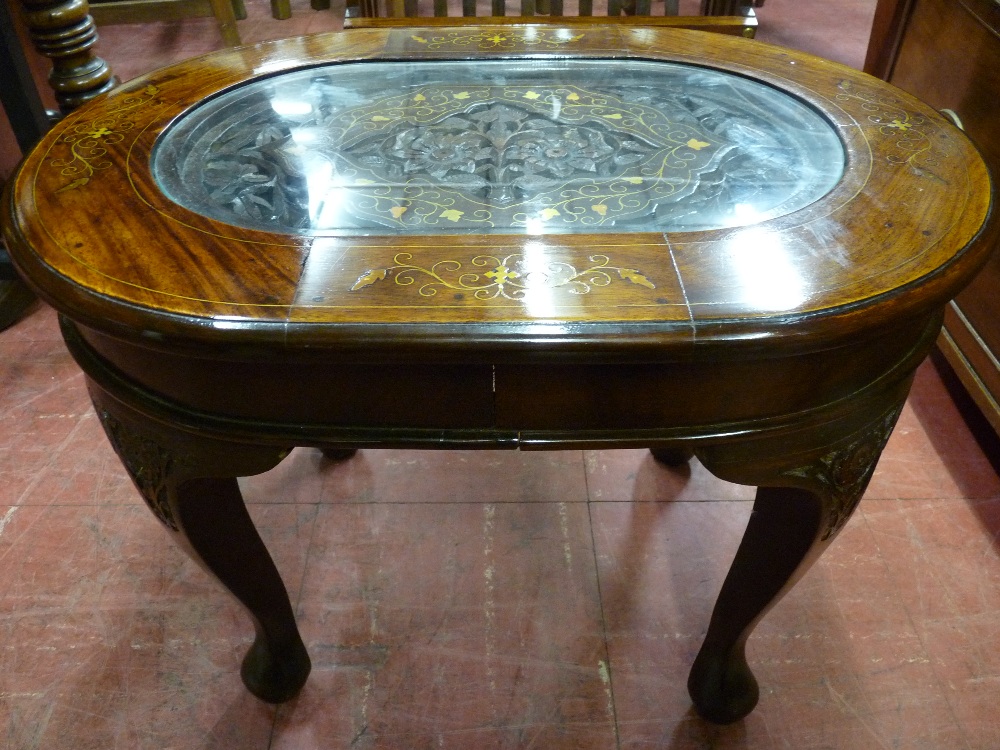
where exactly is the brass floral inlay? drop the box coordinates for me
[835,80,939,173]
[51,85,161,192]
[351,252,655,299]
[408,28,585,51]
[153,59,844,234]
[159,82,734,232]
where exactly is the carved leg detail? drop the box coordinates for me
[690,400,905,723]
[93,394,309,703]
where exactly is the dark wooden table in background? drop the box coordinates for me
[2,24,995,724]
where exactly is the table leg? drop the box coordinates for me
[690,397,906,723]
[649,446,694,466]
[89,385,310,703]
[320,447,358,461]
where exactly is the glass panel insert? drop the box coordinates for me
[153,59,845,235]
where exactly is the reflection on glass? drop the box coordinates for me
[153,59,845,235]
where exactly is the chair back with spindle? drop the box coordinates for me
[348,0,759,36]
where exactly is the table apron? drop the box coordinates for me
[64,311,943,451]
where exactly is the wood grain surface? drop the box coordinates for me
[3,24,993,357]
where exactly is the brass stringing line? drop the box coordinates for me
[351,252,655,298]
[50,84,161,192]
[834,82,936,170]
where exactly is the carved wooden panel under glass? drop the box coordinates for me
[152,59,845,235]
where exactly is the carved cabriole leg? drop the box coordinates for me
[17,0,116,113]
[688,395,907,724]
[88,381,311,703]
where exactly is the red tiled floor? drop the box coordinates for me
[8,1,1000,747]
[0,502,310,749]
[273,502,615,748]
[241,447,590,505]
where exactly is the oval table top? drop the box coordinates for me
[2,24,995,358]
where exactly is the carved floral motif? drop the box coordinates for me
[156,60,841,235]
[98,410,179,531]
[180,85,728,232]
[782,403,904,540]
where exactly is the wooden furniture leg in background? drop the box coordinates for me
[87,0,245,48]
[17,0,117,113]
[0,0,50,330]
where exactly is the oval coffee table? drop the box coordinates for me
[2,23,996,724]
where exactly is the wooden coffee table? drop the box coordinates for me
[2,24,995,724]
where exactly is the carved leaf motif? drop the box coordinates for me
[782,404,903,540]
[166,69,833,233]
[351,268,387,290]
[98,411,179,531]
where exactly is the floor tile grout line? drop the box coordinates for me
[241,497,758,506]
[10,405,96,507]
[263,499,323,749]
[7,496,759,510]
[582,453,623,750]
[856,504,975,750]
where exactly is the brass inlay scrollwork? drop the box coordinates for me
[50,84,161,192]
[155,59,844,234]
[408,29,585,51]
[178,84,726,232]
[835,80,939,173]
[351,252,655,300]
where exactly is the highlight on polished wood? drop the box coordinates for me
[1,24,995,724]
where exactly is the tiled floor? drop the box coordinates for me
[7,1,1000,748]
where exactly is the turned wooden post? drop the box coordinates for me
[16,0,116,113]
